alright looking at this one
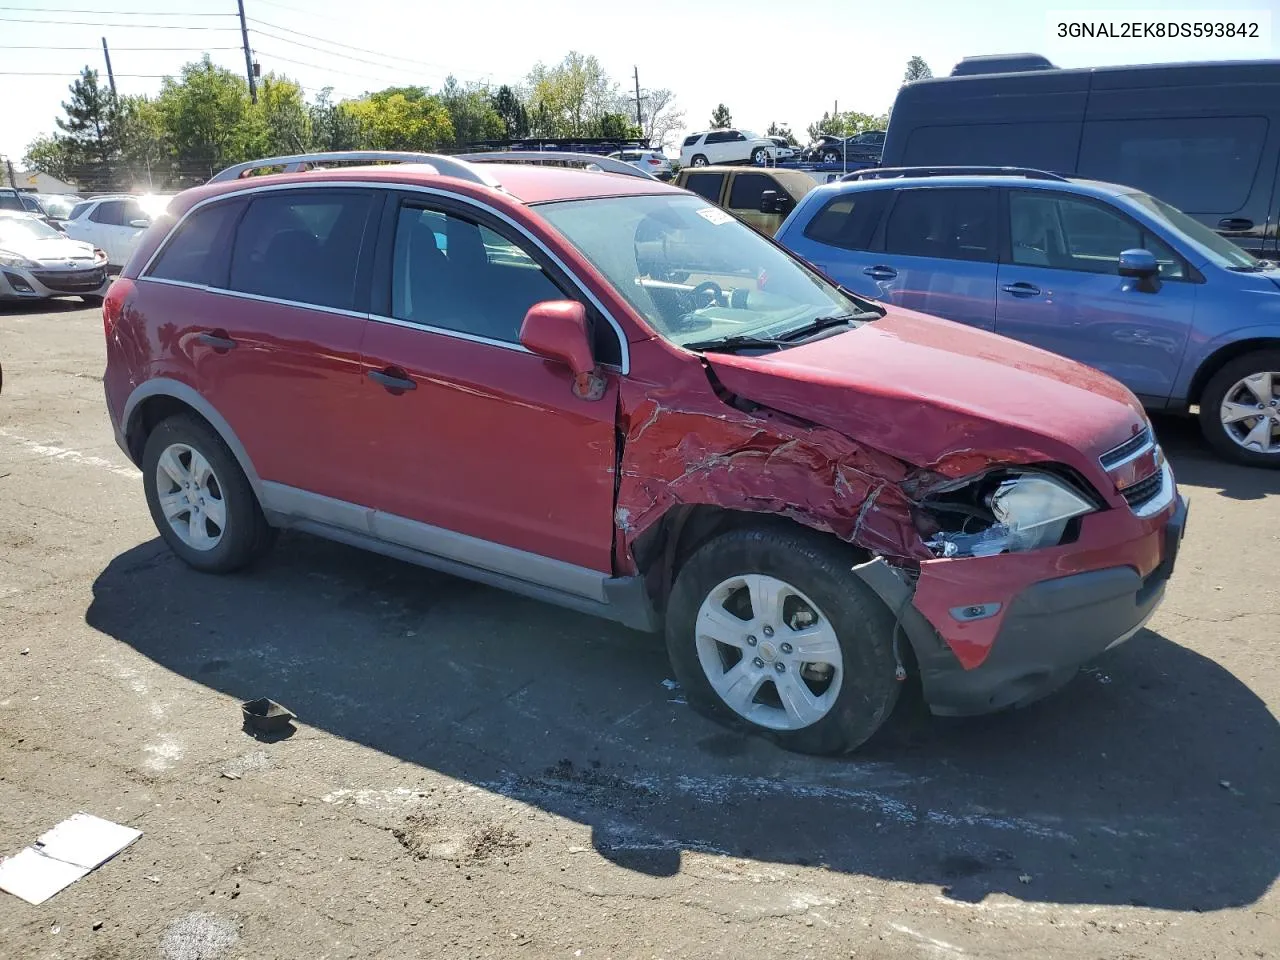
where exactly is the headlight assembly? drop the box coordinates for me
[0,250,35,268]
[917,469,1097,558]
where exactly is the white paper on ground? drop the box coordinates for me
[0,813,141,906]
[0,849,90,906]
[33,813,142,870]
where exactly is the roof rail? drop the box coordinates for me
[842,165,1069,183]
[208,151,502,188]
[455,151,658,181]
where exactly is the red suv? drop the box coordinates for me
[103,151,1188,755]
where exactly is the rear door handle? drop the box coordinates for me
[367,368,417,393]
[197,331,237,351]
[863,265,897,281]
[1001,282,1041,297]
[1218,217,1254,231]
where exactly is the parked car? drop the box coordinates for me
[13,192,73,232]
[104,150,1185,755]
[609,149,673,180]
[767,137,797,162]
[0,210,110,303]
[803,132,885,164]
[674,166,816,235]
[680,129,778,167]
[33,194,82,220]
[883,54,1280,256]
[844,130,885,160]
[63,194,175,268]
[775,167,1280,466]
[0,189,25,213]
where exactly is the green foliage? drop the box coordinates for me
[525,52,631,138]
[23,135,74,184]
[805,110,888,143]
[904,55,933,83]
[438,76,503,146]
[491,85,529,139]
[342,90,453,151]
[156,56,260,180]
[709,103,732,129]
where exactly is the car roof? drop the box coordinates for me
[168,162,681,215]
[829,174,1134,199]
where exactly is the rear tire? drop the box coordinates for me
[142,414,276,572]
[690,154,709,167]
[1197,349,1280,467]
[665,525,901,755]
[751,147,768,165]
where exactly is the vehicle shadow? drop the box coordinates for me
[1152,413,1280,501]
[86,534,1279,913]
[0,297,94,316]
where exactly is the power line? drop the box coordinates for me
[252,48,416,88]
[0,5,233,14]
[0,70,173,77]
[0,44,242,50]
[250,29,465,78]
[246,17,488,76]
[0,15,240,29]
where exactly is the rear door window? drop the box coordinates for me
[1078,116,1268,214]
[683,172,726,203]
[727,173,776,210]
[802,190,890,250]
[228,190,375,311]
[90,200,126,226]
[884,188,997,262]
[147,199,246,286]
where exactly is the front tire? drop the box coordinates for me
[665,526,901,755]
[1198,350,1280,467]
[142,414,276,572]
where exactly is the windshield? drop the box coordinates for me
[38,195,79,219]
[0,215,62,245]
[536,193,876,348]
[1127,192,1260,270]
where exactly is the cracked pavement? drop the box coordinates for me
[1,301,1278,959]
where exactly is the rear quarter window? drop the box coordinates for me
[682,172,726,203]
[801,190,890,250]
[146,199,247,286]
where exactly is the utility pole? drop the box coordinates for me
[237,0,257,104]
[633,67,643,133]
[101,38,117,98]
[3,155,17,189]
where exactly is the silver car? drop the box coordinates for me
[0,211,111,303]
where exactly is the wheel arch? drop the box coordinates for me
[1186,337,1280,407]
[122,379,263,498]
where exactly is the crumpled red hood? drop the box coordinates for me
[706,308,1147,478]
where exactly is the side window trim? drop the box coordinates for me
[1000,187,1196,281]
[370,191,626,369]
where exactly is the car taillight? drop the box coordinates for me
[103,277,132,337]
[646,157,662,164]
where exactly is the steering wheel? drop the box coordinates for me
[687,280,723,311]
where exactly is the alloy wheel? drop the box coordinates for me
[1219,371,1280,455]
[694,573,843,731]
[154,442,227,550]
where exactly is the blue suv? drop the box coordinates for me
[774,167,1280,467]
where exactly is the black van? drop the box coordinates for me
[881,54,1280,255]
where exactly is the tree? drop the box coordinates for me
[439,76,503,146]
[115,95,169,190]
[904,56,933,83]
[23,135,75,185]
[55,67,121,191]
[766,121,798,146]
[525,52,623,137]
[156,56,260,181]
[491,84,529,139]
[641,88,684,149]
[709,103,732,129]
[309,87,361,151]
[342,89,453,151]
[254,75,310,155]
[805,109,888,142]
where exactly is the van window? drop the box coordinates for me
[1078,117,1268,214]
[229,190,374,310]
[802,191,890,250]
[902,122,1080,172]
[682,134,701,147]
[727,173,776,210]
[884,188,997,262]
[1008,190,1185,279]
[682,172,725,203]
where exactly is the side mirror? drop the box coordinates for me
[759,189,779,214]
[520,300,605,399]
[129,218,151,228]
[1118,248,1161,292]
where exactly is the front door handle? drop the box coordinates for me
[1218,217,1254,232]
[368,368,417,393]
[197,330,237,351]
[1001,282,1041,297]
[863,265,897,281]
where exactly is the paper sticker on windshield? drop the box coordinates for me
[696,207,734,225]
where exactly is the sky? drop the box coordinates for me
[2,0,1278,171]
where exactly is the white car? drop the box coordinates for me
[768,137,797,162]
[62,194,174,269]
[609,149,673,180]
[679,129,778,167]
[0,211,110,303]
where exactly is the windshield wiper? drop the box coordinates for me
[682,334,791,353]
[775,312,867,342]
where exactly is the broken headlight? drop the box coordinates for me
[918,471,1096,558]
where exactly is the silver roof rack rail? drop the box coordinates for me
[455,151,658,181]
[208,151,503,188]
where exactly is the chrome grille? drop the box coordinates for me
[1100,426,1153,470]
[1121,469,1163,510]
